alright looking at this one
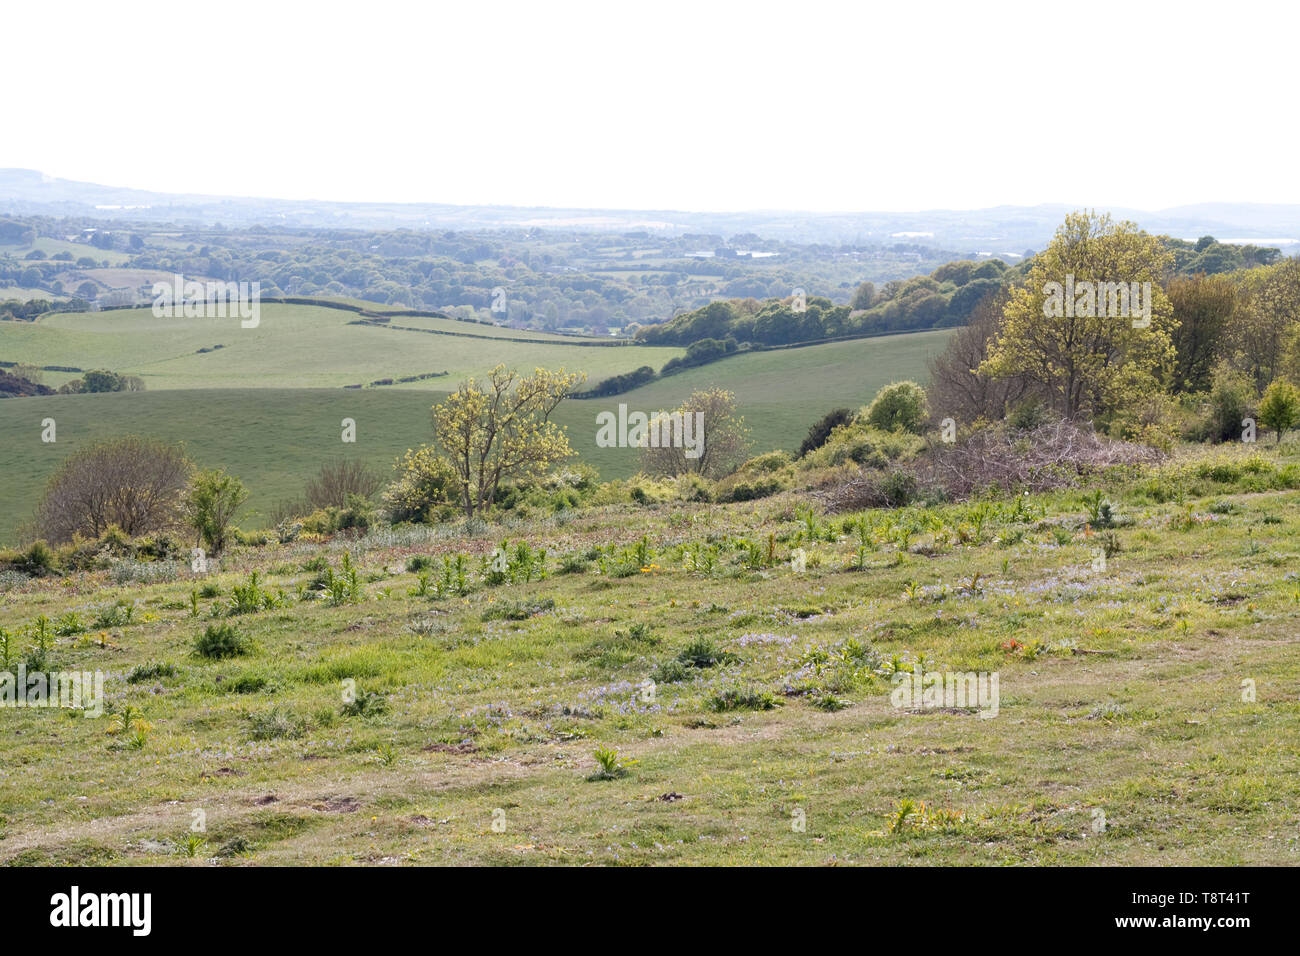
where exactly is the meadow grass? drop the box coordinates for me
[0,304,681,390]
[1,445,1297,865]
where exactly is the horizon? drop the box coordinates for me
[8,167,1300,218]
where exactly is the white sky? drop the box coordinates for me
[4,0,1297,212]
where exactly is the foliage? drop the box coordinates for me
[864,381,928,434]
[185,468,248,555]
[640,388,750,479]
[981,212,1177,421]
[798,408,854,458]
[35,437,191,544]
[195,622,252,659]
[432,365,584,517]
[1257,380,1300,443]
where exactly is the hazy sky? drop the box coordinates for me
[6,0,1295,211]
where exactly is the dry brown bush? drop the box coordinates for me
[821,420,1163,512]
[35,436,191,543]
[303,459,383,511]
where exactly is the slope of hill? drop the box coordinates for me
[0,328,947,541]
[0,303,679,390]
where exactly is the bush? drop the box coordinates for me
[718,476,785,502]
[305,459,383,511]
[244,708,306,740]
[1008,398,1051,431]
[652,638,737,682]
[195,623,252,659]
[383,446,459,523]
[128,661,177,683]
[798,408,854,457]
[1208,366,1256,443]
[1257,380,1300,443]
[707,686,779,711]
[35,437,191,544]
[185,468,248,556]
[16,540,57,576]
[865,381,928,434]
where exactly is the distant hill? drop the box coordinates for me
[5,169,1300,250]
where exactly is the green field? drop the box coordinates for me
[1,238,133,265]
[0,308,948,543]
[0,304,680,391]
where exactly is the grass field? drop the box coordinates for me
[2,444,1297,865]
[0,304,681,390]
[0,318,948,543]
[1,238,133,265]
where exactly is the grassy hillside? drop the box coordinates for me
[2,445,1297,864]
[0,304,680,390]
[0,330,948,544]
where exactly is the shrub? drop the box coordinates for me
[128,661,177,683]
[799,408,855,457]
[35,437,191,544]
[865,381,928,434]
[1007,398,1051,431]
[16,540,57,576]
[230,674,271,694]
[707,686,779,711]
[93,600,135,628]
[1257,380,1300,443]
[718,476,785,502]
[244,708,306,740]
[305,459,383,512]
[195,623,252,659]
[382,447,460,522]
[652,638,736,682]
[185,468,248,556]
[1208,366,1256,443]
[227,571,282,615]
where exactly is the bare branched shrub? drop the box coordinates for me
[916,421,1163,499]
[640,387,750,479]
[268,498,307,527]
[821,421,1162,511]
[303,459,383,511]
[35,437,191,543]
[926,291,1034,424]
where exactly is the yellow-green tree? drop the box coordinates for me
[1257,380,1300,444]
[1226,257,1300,393]
[981,212,1176,421]
[432,365,584,517]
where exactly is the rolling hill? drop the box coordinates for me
[0,303,950,542]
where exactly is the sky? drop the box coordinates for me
[4,0,1296,212]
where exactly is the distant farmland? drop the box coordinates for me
[0,303,681,391]
[0,306,949,542]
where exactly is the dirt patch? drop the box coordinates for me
[423,742,479,755]
[200,766,243,778]
[312,796,361,813]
